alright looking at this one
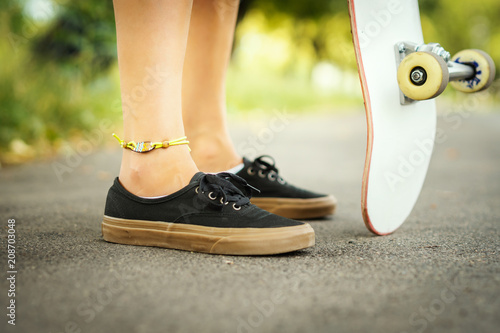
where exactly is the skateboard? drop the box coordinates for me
[348,0,495,235]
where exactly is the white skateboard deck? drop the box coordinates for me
[348,0,436,235]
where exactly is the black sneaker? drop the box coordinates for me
[236,156,337,219]
[101,172,315,255]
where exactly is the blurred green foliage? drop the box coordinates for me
[1,0,499,162]
[0,0,120,162]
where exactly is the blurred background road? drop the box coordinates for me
[1,110,499,333]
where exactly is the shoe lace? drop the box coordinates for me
[251,155,286,184]
[197,173,259,209]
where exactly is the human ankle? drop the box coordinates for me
[189,134,242,172]
[118,147,198,197]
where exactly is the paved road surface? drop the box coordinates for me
[1,110,499,333]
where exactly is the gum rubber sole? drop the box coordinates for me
[102,216,315,255]
[250,195,337,220]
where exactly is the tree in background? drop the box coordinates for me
[1,0,499,162]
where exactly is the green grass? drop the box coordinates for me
[226,65,362,114]
[0,36,121,163]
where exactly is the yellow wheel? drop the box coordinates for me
[397,51,449,100]
[450,49,496,93]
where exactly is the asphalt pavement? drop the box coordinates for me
[1,108,499,333]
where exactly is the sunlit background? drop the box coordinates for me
[1,0,499,164]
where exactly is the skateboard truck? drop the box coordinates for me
[395,42,495,105]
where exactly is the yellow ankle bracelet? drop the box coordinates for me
[112,133,190,153]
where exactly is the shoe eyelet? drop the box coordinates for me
[225,202,229,205]
[247,167,256,176]
[258,170,266,178]
[195,186,199,194]
[268,172,277,181]
[220,198,225,204]
[278,177,286,185]
[233,203,241,211]
[208,192,217,200]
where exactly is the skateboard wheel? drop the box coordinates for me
[397,51,449,100]
[450,49,496,93]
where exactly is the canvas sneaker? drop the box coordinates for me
[236,156,337,219]
[102,172,315,255]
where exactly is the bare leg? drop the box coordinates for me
[103,0,317,256]
[114,0,198,197]
[182,0,242,172]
